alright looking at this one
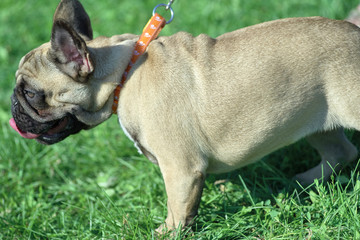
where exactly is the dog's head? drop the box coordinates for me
[10,0,133,144]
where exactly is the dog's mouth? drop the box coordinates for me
[10,92,89,145]
[9,115,88,145]
[9,115,87,145]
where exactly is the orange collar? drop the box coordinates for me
[112,13,168,114]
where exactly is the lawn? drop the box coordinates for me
[1,0,360,239]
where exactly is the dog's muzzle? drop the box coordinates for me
[10,93,89,145]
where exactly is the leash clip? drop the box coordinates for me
[165,0,175,10]
[153,1,175,24]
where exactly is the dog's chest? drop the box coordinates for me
[118,116,159,165]
[118,117,143,153]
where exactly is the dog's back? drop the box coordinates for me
[127,17,360,173]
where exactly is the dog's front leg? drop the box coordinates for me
[156,157,206,233]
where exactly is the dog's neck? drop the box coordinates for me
[88,36,137,84]
[80,36,136,109]
[65,36,137,125]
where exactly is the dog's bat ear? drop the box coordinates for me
[53,0,93,41]
[49,20,94,83]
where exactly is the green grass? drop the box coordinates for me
[1,0,360,239]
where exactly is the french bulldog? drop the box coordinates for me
[10,0,360,231]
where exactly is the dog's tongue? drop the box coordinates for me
[9,118,40,139]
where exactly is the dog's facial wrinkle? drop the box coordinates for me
[16,88,40,118]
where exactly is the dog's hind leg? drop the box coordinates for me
[294,128,358,186]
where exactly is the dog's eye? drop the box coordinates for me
[22,88,48,110]
[24,90,35,99]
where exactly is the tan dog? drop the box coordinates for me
[10,0,360,231]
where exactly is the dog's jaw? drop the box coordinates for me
[9,112,89,145]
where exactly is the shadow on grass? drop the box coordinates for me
[191,131,360,237]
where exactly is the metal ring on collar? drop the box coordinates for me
[152,3,174,24]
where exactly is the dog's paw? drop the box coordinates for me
[293,172,321,187]
[155,223,194,238]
